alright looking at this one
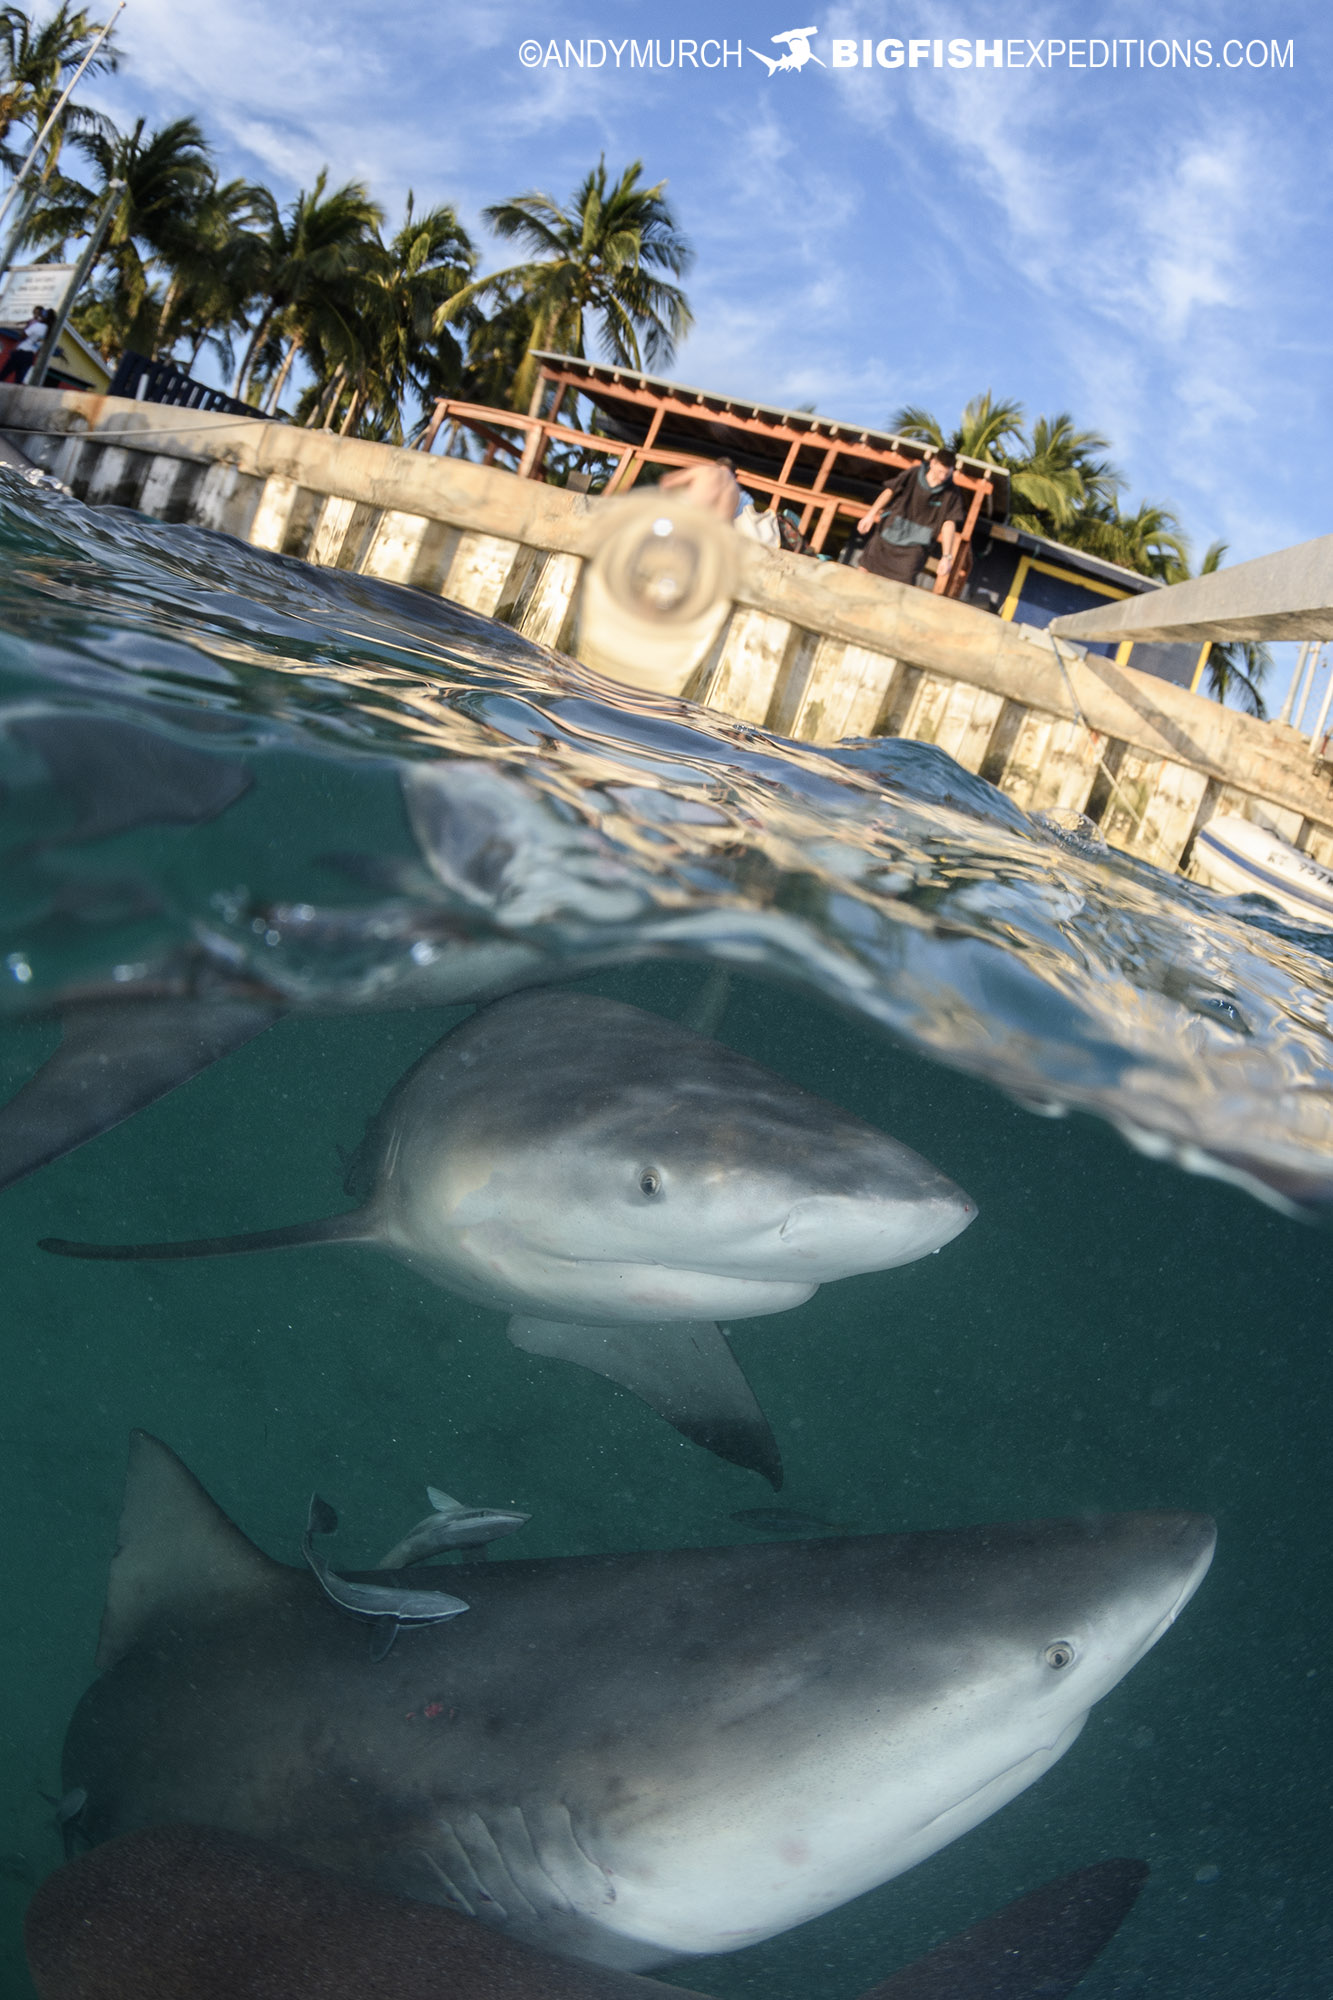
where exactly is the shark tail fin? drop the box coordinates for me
[39,1209,373,1263]
[853,1858,1149,2000]
[97,1432,288,1672]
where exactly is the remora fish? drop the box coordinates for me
[300,1495,469,1643]
[23,1822,1149,2000]
[378,1486,530,1567]
[41,992,977,1486]
[60,1433,1212,1972]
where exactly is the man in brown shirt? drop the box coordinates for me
[857,449,966,588]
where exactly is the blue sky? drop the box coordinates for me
[68,1,1332,709]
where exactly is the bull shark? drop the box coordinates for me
[61,1433,1213,1972]
[41,992,977,1485]
[24,1823,1149,2000]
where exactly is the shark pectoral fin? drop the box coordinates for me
[507,1316,783,1488]
[0,998,281,1196]
[854,1857,1149,2000]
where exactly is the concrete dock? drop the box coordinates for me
[5,384,1333,876]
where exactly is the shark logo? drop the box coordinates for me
[748,25,825,73]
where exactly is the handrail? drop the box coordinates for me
[421,394,993,590]
[107,351,271,421]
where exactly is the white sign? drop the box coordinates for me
[0,263,76,322]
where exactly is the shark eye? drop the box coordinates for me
[1044,1641,1076,1670]
[638,1168,662,1197]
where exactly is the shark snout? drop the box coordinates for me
[1081,1510,1217,1695]
[777,1184,976,1278]
[1153,1511,1217,1625]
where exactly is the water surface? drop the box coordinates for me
[1,474,1329,1997]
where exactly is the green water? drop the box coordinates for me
[4,968,1329,1995]
[1,478,1330,1997]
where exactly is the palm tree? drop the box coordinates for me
[456,279,539,410]
[891,393,1119,534]
[1191,541,1270,717]
[1058,498,1190,582]
[1012,413,1121,531]
[892,389,1027,462]
[0,1,118,178]
[29,115,216,357]
[230,171,383,407]
[893,391,1197,583]
[301,194,473,439]
[438,157,693,410]
[150,176,275,366]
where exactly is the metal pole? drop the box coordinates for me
[1309,649,1333,748]
[1278,640,1309,726]
[27,179,124,389]
[0,179,46,290]
[1301,644,1327,736]
[1288,641,1317,731]
[0,4,125,237]
[1296,644,1324,733]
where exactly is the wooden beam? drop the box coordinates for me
[603,449,639,494]
[809,444,839,498]
[433,400,994,568]
[519,370,1009,516]
[536,371,923,464]
[933,478,992,594]
[419,398,450,453]
[811,500,839,553]
[516,421,547,480]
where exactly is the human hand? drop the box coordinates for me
[857,513,876,533]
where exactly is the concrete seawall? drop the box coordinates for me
[5,383,1333,875]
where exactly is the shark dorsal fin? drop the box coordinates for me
[97,1431,285,1671]
[424,1487,462,1515]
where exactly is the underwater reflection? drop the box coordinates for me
[4,477,1333,1214]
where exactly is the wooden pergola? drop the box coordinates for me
[420,354,1005,596]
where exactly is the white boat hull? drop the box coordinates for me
[1193,813,1333,927]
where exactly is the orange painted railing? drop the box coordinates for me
[420,378,993,596]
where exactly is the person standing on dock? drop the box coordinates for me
[857,449,965,588]
[0,308,55,385]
